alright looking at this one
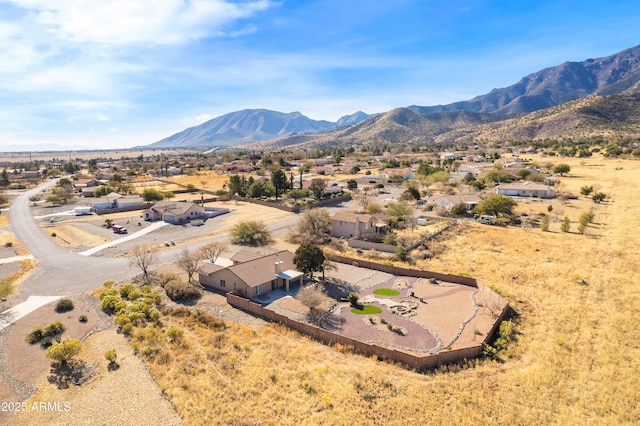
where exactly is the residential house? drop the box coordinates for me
[440,153,461,161]
[496,181,556,198]
[74,178,99,190]
[428,193,483,211]
[144,200,205,224]
[198,249,303,298]
[90,193,145,210]
[331,212,386,239]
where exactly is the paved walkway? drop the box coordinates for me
[0,295,62,331]
[78,221,169,256]
[0,255,34,265]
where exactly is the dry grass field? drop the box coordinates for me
[134,154,639,424]
[6,154,640,425]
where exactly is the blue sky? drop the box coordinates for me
[1,0,639,150]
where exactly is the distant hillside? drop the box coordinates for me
[146,109,371,148]
[236,94,640,150]
[408,45,640,114]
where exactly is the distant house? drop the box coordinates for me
[19,170,41,180]
[331,212,386,239]
[74,178,98,189]
[144,201,205,224]
[198,249,303,298]
[90,193,145,210]
[496,181,556,198]
[115,195,145,209]
[440,153,460,161]
[428,193,483,211]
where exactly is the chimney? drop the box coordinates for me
[274,260,283,274]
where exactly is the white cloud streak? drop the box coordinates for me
[9,0,272,45]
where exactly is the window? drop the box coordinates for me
[220,279,225,288]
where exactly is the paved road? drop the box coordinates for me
[6,180,302,296]
[8,182,140,295]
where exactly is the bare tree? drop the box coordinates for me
[29,194,42,206]
[129,244,158,283]
[292,208,332,244]
[197,241,227,264]
[176,247,200,284]
[354,187,373,212]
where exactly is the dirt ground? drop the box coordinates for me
[0,293,183,426]
[36,199,296,256]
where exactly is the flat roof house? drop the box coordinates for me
[198,249,303,298]
[496,181,556,198]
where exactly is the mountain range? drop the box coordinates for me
[147,44,640,150]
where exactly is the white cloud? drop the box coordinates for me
[179,113,216,125]
[8,0,273,45]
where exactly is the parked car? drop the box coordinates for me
[112,225,128,234]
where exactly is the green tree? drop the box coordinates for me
[293,244,326,279]
[93,186,115,197]
[142,188,165,203]
[517,168,532,179]
[553,164,571,176]
[474,195,517,218]
[592,192,607,203]
[271,169,288,199]
[484,171,515,184]
[347,179,358,190]
[386,202,414,223]
[45,338,83,364]
[230,221,272,246]
[560,216,571,233]
[104,349,118,364]
[228,174,246,196]
[540,215,550,232]
[395,246,409,262]
[0,169,10,187]
[580,185,594,196]
[309,178,326,200]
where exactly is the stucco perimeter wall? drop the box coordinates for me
[226,290,509,370]
[329,255,478,288]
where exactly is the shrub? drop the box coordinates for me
[167,326,184,343]
[26,322,66,344]
[119,284,136,299]
[103,279,115,288]
[26,328,44,344]
[79,315,88,323]
[4,242,12,248]
[540,215,550,232]
[162,275,201,302]
[560,216,571,232]
[101,295,120,314]
[45,338,82,364]
[54,298,74,313]
[104,349,118,364]
[348,293,359,307]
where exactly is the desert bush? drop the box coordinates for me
[167,326,184,343]
[104,349,118,363]
[26,328,45,344]
[119,284,136,299]
[103,279,115,288]
[161,275,201,302]
[4,241,12,248]
[540,215,550,232]
[46,338,82,364]
[348,293,359,307]
[79,315,88,323]
[54,298,74,313]
[101,295,120,314]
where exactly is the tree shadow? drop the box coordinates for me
[47,361,98,389]
[107,361,120,372]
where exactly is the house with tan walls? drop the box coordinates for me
[331,212,387,239]
[144,200,205,224]
[198,249,304,298]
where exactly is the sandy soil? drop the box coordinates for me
[1,294,183,426]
